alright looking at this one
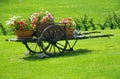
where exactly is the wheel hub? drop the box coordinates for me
[50,39,57,44]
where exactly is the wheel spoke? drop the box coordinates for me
[39,46,42,52]
[25,42,42,54]
[34,43,38,51]
[55,44,64,50]
[57,33,64,40]
[55,44,62,52]
[49,44,52,53]
[59,33,64,38]
[42,42,47,49]
[52,30,55,38]
[56,42,65,47]
[45,43,51,50]
[38,25,67,56]
[54,45,56,54]
[47,30,52,39]
[29,43,36,48]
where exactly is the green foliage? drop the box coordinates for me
[98,12,120,30]
[74,13,120,31]
[0,23,7,35]
[112,12,120,29]
[0,0,120,31]
[74,14,96,31]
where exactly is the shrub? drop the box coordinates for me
[74,14,96,31]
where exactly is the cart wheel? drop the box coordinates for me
[23,42,42,54]
[37,25,68,56]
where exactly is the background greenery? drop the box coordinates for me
[0,0,120,26]
[0,0,120,79]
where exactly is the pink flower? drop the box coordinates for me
[47,13,54,20]
[30,9,54,24]
[60,17,76,28]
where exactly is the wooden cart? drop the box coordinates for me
[6,24,113,57]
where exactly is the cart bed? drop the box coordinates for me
[6,38,37,42]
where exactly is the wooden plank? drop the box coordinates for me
[75,34,114,39]
[6,38,37,42]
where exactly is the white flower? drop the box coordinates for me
[6,20,14,26]
[6,16,21,26]
[72,21,76,27]
[10,16,21,21]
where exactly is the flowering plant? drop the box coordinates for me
[30,9,54,26]
[6,16,34,30]
[60,17,76,28]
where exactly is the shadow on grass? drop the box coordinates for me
[63,49,93,57]
[22,55,48,61]
[22,49,93,61]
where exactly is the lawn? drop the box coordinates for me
[0,0,120,79]
[0,0,120,28]
[0,29,120,79]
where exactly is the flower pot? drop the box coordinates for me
[66,27,75,39]
[60,26,75,39]
[14,30,34,39]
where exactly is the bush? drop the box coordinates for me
[75,13,120,31]
[74,14,96,31]
[0,23,7,35]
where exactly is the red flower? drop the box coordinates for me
[32,23,35,27]
[20,26,23,30]
[41,18,46,23]
[14,21,17,24]
[18,21,24,25]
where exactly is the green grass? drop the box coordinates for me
[0,0,120,79]
[0,29,120,79]
[0,0,120,27]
